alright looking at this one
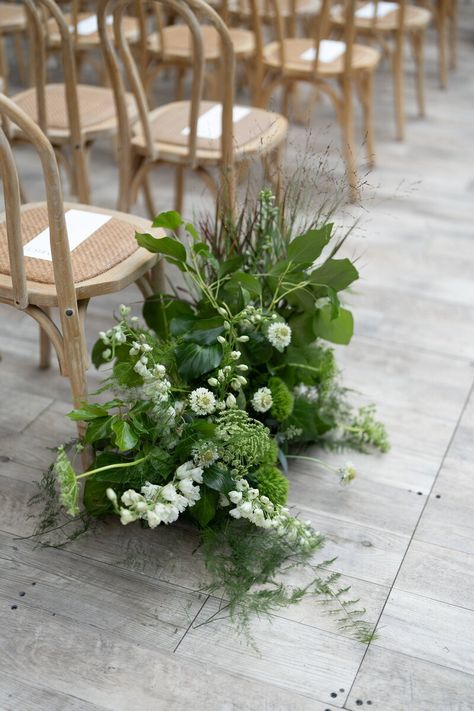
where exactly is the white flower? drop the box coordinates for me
[237,364,248,372]
[102,349,112,360]
[208,377,219,387]
[217,335,226,345]
[141,482,160,499]
[106,488,118,505]
[251,387,273,413]
[226,394,237,409]
[267,321,292,351]
[120,508,138,525]
[121,489,143,506]
[237,335,249,342]
[228,490,242,504]
[119,304,131,317]
[189,387,216,415]
[230,351,241,360]
[178,478,201,503]
[338,461,357,485]
[160,483,179,502]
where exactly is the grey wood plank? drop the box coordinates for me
[347,646,474,711]
[395,540,474,611]
[0,673,107,711]
[0,535,205,654]
[374,589,474,675]
[0,602,337,711]
[177,595,367,705]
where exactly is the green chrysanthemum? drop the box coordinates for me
[268,377,294,423]
[254,465,289,506]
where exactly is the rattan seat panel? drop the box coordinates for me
[134,100,284,154]
[230,0,320,18]
[0,3,26,32]
[148,25,254,60]
[331,2,431,30]
[263,38,380,74]
[12,84,121,132]
[0,205,140,285]
[47,13,140,46]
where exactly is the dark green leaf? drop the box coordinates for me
[152,210,183,230]
[68,403,109,421]
[84,416,112,445]
[135,233,186,263]
[175,342,223,380]
[218,255,244,277]
[111,419,139,451]
[188,487,218,527]
[183,317,225,345]
[310,258,359,292]
[143,295,194,339]
[83,478,115,516]
[226,271,262,297]
[288,312,316,347]
[203,466,236,494]
[91,339,109,368]
[313,306,354,345]
[287,224,332,264]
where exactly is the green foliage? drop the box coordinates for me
[53,446,80,516]
[253,465,289,506]
[216,410,277,470]
[339,405,391,454]
[268,377,294,423]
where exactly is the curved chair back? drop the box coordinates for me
[0,93,77,323]
[97,0,237,212]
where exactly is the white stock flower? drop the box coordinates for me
[251,387,273,413]
[189,387,216,415]
[267,321,292,351]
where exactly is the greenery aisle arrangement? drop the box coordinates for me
[39,191,388,641]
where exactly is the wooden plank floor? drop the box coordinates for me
[1,7,474,710]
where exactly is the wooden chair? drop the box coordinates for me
[420,0,457,88]
[260,0,380,201]
[46,0,145,83]
[145,1,258,101]
[330,0,431,140]
[9,0,137,204]
[0,1,28,93]
[98,0,288,218]
[0,92,163,414]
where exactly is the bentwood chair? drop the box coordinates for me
[0,1,28,93]
[145,0,258,101]
[0,93,162,413]
[261,0,380,201]
[98,0,288,217]
[10,0,137,204]
[331,0,431,140]
[420,0,457,88]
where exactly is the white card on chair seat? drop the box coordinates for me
[75,14,112,36]
[181,105,251,141]
[300,40,346,63]
[355,1,398,18]
[23,209,111,261]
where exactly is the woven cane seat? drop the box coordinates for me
[263,38,380,76]
[331,2,431,30]
[11,84,135,136]
[228,0,320,19]
[0,3,26,34]
[132,100,288,161]
[147,25,255,61]
[0,204,142,285]
[47,13,140,48]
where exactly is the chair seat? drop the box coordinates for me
[47,13,141,49]
[147,25,255,61]
[0,203,158,307]
[263,38,380,76]
[131,100,288,163]
[0,3,26,33]
[229,0,320,20]
[331,2,432,31]
[11,84,136,140]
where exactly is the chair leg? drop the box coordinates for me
[0,37,9,95]
[39,307,52,369]
[411,31,426,118]
[392,35,405,140]
[437,0,448,88]
[174,165,185,215]
[339,85,358,203]
[142,169,157,220]
[449,0,457,70]
[356,72,376,168]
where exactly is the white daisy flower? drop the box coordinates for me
[189,387,216,415]
[267,321,292,351]
[251,387,273,413]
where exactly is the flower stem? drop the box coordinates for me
[286,454,339,474]
[76,457,147,480]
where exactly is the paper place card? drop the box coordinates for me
[355,1,398,18]
[301,40,346,64]
[23,209,111,261]
[74,14,113,36]
[182,105,251,140]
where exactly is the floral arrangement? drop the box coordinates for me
[36,190,388,641]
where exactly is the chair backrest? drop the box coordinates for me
[267,0,357,78]
[0,92,76,317]
[97,0,237,212]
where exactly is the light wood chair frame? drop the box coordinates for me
[0,93,162,416]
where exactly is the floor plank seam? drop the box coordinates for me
[342,374,474,706]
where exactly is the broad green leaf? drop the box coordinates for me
[288,312,316,347]
[183,317,225,345]
[241,331,273,365]
[184,222,200,240]
[83,478,115,516]
[135,233,186,263]
[143,295,194,339]
[226,271,262,297]
[84,416,112,445]
[203,466,236,494]
[111,419,139,451]
[288,396,334,442]
[175,342,223,380]
[91,338,109,368]
[218,255,244,277]
[68,403,109,421]
[152,210,183,230]
[113,361,142,387]
[188,487,218,527]
[287,224,333,264]
[313,306,354,345]
[310,258,358,292]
